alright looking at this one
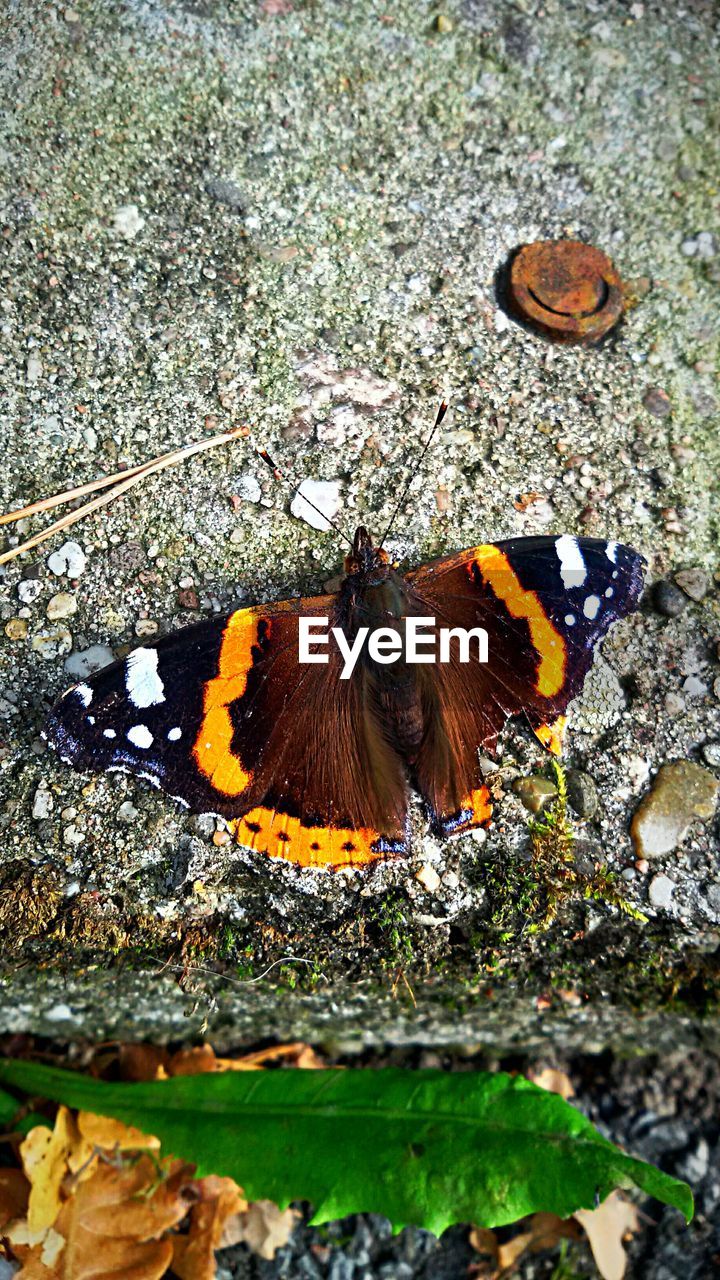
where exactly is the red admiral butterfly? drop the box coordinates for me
[45,489,645,868]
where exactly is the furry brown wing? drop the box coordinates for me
[406,535,645,835]
[45,595,409,868]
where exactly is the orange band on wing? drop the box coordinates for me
[229,807,403,869]
[534,715,567,756]
[193,607,266,796]
[470,545,566,698]
[432,785,493,836]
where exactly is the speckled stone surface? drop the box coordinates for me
[0,0,719,1048]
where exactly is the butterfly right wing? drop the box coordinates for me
[406,535,645,835]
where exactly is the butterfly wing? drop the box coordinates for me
[406,535,645,834]
[45,595,408,868]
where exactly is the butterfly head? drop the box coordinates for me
[344,526,390,581]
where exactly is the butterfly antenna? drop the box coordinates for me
[254,444,354,550]
[378,400,449,549]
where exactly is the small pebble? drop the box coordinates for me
[4,618,28,640]
[631,760,719,857]
[702,742,720,768]
[674,567,709,601]
[683,676,708,697]
[31,626,72,659]
[47,540,87,578]
[416,864,441,893]
[64,644,114,679]
[649,873,676,910]
[204,176,245,212]
[178,588,199,609]
[442,870,459,890]
[665,692,686,715]
[621,867,636,882]
[235,474,262,503]
[653,580,688,618]
[643,387,672,418]
[117,800,139,823]
[190,814,216,839]
[26,352,43,382]
[17,579,43,605]
[135,619,159,638]
[32,784,54,821]
[513,775,558,814]
[47,592,77,621]
[113,203,145,239]
[566,769,598,819]
[290,478,343,531]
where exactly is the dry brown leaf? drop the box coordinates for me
[468,1225,499,1259]
[497,1230,534,1272]
[226,1042,326,1071]
[527,1067,575,1099]
[229,1199,301,1260]
[21,1108,78,1233]
[575,1191,641,1280]
[167,1046,219,1076]
[53,1152,196,1280]
[172,1174,247,1280]
[167,1041,325,1076]
[0,1167,30,1228]
[117,1044,170,1083]
[15,1250,58,1280]
[74,1111,160,1167]
[493,1214,581,1276]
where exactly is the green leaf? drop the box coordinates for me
[0,1085,19,1128]
[0,1060,693,1234]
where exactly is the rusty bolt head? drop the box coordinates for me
[508,240,624,344]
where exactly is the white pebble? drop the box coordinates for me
[32,785,54,820]
[290,478,343,531]
[649,874,676,910]
[113,203,145,239]
[18,579,42,604]
[236,473,262,503]
[44,1003,74,1022]
[48,540,87,578]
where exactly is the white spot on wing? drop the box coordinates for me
[583,595,601,620]
[125,647,165,709]
[103,729,116,739]
[127,724,153,749]
[167,727,182,741]
[565,613,575,626]
[74,683,93,707]
[605,587,614,598]
[606,541,618,563]
[555,535,587,588]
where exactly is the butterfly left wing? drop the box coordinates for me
[406,535,645,835]
[44,595,410,869]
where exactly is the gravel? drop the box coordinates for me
[0,0,718,1090]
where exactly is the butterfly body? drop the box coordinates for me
[45,530,645,870]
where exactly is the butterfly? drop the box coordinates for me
[45,514,645,869]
